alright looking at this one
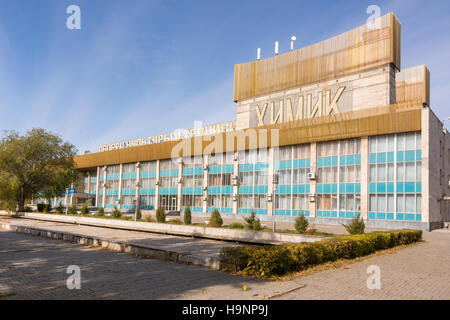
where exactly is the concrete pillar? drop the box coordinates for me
[87,172,91,196]
[177,159,183,211]
[102,166,107,208]
[309,142,317,218]
[118,164,123,210]
[422,108,430,223]
[135,162,141,212]
[203,155,209,213]
[233,152,239,214]
[155,160,160,210]
[267,147,274,216]
[360,137,369,220]
[95,166,100,207]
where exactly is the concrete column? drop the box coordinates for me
[421,108,430,223]
[135,162,141,212]
[233,152,239,214]
[95,166,100,207]
[309,142,317,218]
[177,159,183,211]
[86,172,91,206]
[155,160,160,210]
[360,137,369,220]
[203,155,208,213]
[102,166,107,208]
[267,147,274,216]
[87,172,91,196]
[118,164,123,210]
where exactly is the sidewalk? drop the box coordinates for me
[0,216,243,269]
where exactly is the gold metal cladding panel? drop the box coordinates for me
[233,12,401,102]
[396,65,430,106]
[75,103,422,170]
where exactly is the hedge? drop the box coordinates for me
[219,229,422,278]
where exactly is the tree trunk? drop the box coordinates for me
[17,186,25,212]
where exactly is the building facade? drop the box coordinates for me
[73,13,450,231]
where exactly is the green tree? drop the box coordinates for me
[0,129,77,212]
[67,204,77,215]
[295,213,309,234]
[112,207,122,219]
[342,214,365,235]
[80,202,89,215]
[209,209,223,227]
[136,208,142,221]
[184,206,192,225]
[244,211,261,230]
[156,207,166,223]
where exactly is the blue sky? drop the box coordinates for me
[0,0,449,154]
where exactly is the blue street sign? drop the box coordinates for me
[69,188,76,194]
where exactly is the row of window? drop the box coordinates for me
[82,133,422,220]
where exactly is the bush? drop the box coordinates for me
[23,206,33,212]
[156,207,166,223]
[243,211,259,230]
[136,208,142,220]
[112,207,122,219]
[219,229,422,278]
[55,205,64,215]
[209,209,223,227]
[67,204,77,215]
[144,215,154,223]
[37,203,52,213]
[252,219,263,231]
[184,207,192,225]
[229,222,245,229]
[295,214,309,234]
[80,203,89,215]
[343,215,365,235]
[97,207,105,217]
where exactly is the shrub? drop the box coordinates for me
[23,206,33,212]
[243,211,262,231]
[252,219,263,231]
[37,203,52,213]
[112,207,122,219]
[295,214,309,234]
[156,207,166,223]
[136,208,142,220]
[184,207,192,225]
[209,209,223,227]
[55,205,64,215]
[97,207,105,217]
[219,229,422,278]
[80,203,89,215]
[343,215,365,235]
[229,222,245,229]
[67,204,77,215]
[144,215,154,223]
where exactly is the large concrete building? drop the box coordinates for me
[71,13,450,231]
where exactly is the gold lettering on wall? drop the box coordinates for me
[270,101,283,124]
[325,86,345,114]
[309,92,322,118]
[255,103,267,126]
[253,86,346,126]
